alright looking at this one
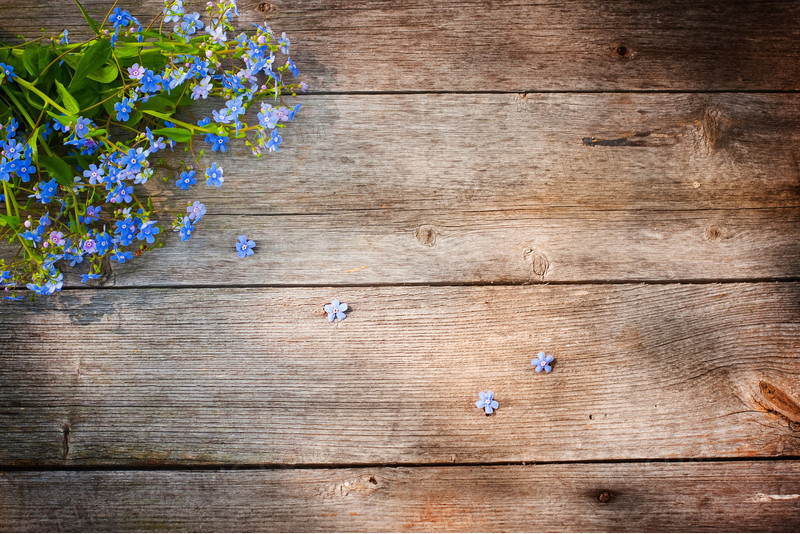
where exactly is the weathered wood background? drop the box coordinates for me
[1,0,799,531]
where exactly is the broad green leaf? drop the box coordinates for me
[55,80,80,115]
[151,127,193,143]
[0,214,21,228]
[71,40,111,87]
[86,63,118,83]
[137,96,175,114]
[38,155,75,187]
[22,45,39,77]
[74,0,100,35]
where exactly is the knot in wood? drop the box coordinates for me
[257,2,275,13]
[613,43,634,59]
[524,248,550,278]
[598,490,614,503]
[704,224,730,242]
[415,225,437,247]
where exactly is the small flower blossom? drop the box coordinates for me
[324,299,348,322]
[176,169,196,190]
[205,162,224,187]
[187,201,206,221]
[532,352,554,373]
[127,63,145,80]
[236,235,255,258]
[476,391,499,414]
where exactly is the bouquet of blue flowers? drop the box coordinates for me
[0,0,304,298]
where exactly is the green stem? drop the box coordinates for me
[14,78,70,115]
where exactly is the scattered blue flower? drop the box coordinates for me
[532,352,554,373]
[81,273,102,283]
[324,299,348,322]
[476,391,499,414]
[236,235,256,258]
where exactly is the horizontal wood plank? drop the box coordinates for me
[2,462,800,531]
[153,93,800,214]
[3,0,800,91]
[89,208,800,286]
[1,284,798,465]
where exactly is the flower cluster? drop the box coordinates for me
[0,0,304,298]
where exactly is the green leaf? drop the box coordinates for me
[86,63,118,83]
[28,125,42,162]
[151,127,193,143]
[55,80,80,115]
[137,95,175,114]
[38,155,75,187]
[74,0,100,35]
[22,45,39,77]
[71,40,112,87]
[0,214,21,228]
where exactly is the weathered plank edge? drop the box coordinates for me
[2,461,800,532]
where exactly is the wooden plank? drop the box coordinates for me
[81,208,800,286]
[2,462,800,531]
[3,1,800,91]
[1,284,798,466]
[150,93,800,213]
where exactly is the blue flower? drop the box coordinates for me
[179,217,194,241]
[114,98,134,122]
[278,32,290,54]
[83,164,105,184]
[163,0,184,23]
[80,205,101,224]
[81,273,102,283]
[136,221,160,243]
[73,117,91,138]
[532,351,554,373]
[205,134,229,152]
[110,247,133,263]
[476,391,499,414]
[0,63,18,81]
[139,69,162,93]
[205,163,224,187]
[179,12,204,35]
[187,201,206,221]
[267,128,281,152]
[176,169,196,190]
[192,76,212,100]
[286,57,299,77]
[13,157,34,182]
[110,7,131,29]
[34,178,58,204]
[236,235,255,258]
[324,299,348,322]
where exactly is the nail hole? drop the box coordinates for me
[616,46,629,57]
[598,490,614,503]
[368,476,377,485]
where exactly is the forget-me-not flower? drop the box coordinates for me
[476,391,499,414]
[324,300,348,322]
[532,351,554,373]
[236,235,255,258]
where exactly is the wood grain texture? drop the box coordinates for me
[2,462,800,531]
[151,93,800,214]
[1,284,798,466]
[4,93,800,286]
[77,208,800,286]
[2,0,800,91]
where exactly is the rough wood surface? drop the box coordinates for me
[154,94,800,214]
[3,0,800,91]
[1,284,798,466]
[2,462,800,532]
[5,93,800,286]
[78,208,800,286]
